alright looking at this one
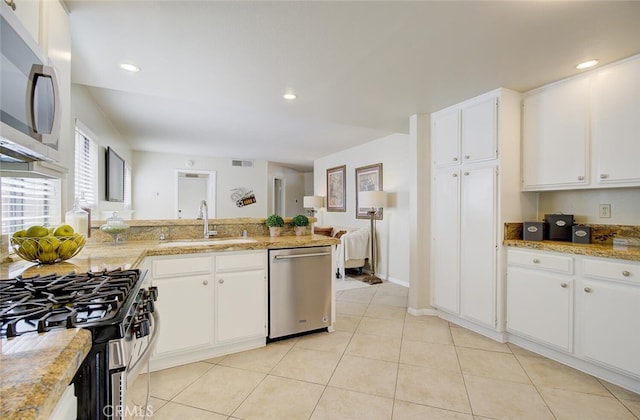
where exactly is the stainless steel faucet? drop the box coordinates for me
[197,200,216,238]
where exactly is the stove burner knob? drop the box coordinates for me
[148,286,158,301]
[135,319,150,338]
[146,299,155,313]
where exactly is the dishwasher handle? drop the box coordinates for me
[273,251,332,260]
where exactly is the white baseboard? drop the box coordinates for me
[407,307,438,317]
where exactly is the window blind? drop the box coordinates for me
[74,126,98,208]
[1,177,61,235]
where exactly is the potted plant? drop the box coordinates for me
[265,214,285,237]
[291,214,309,236]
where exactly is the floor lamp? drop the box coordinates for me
[359,190,386,284]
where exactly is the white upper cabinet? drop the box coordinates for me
[433,96,497,167]
[522,77,589,189]
[461,97,498,164]
[433,109,460,167]
[11,0,40,43]
[591,58,640,186]
[522,54,640,191]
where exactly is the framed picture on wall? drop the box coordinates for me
[326,165,346,212]
[356,163,383,219]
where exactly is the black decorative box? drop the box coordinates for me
[544,214,574,241]
[523,222,545,241]
[572,226,591,244]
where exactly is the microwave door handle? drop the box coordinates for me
[26,64,61,146]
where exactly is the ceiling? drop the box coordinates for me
[66,1,640,171]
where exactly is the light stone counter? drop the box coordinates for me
[0,233,339,418]
[503,239,640,262]
[0,329,92,420]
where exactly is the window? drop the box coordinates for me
[1,177,62,235]
[74,124,99,208]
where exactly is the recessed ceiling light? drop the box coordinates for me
[576,59,599,70]
[283,93,297,100]
[120,63,140,72]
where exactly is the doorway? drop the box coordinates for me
[176,170,216,219]
[273,178,284,215]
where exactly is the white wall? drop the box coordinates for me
[314,133,411,286]
[71,84,132,216]
[538,188,640,225]
[133,151,269,219]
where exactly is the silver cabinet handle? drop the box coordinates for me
[600,174,608,179]
[218,278,224,284]
[584,287,592,293]
[577,176,584,181]
[452,157,458,161]
[533,259,540,264]
[622,271,630,277]
[560,283,567,288]
[463,172,470,176]
[203,279,209,285]
[452,173,458,177]
[4,0,16,11]
[464,155,470,160]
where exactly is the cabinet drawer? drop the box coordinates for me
[216,251,265,272]
[508,249,573,274]
[152,256,213,278]
[583,259,639,283]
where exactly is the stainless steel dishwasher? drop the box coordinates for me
[268,246,332,339]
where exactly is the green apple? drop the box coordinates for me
[53,224,75,237]
[12,230,26,238]
[39,250,58,264]
[26,225,49,237]
[40,236,60,252]
[58,239,79,260]
[18,239,39,260]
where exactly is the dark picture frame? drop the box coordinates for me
[326,165,346,212]
[356,163,383,220]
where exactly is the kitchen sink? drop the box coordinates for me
[158,238,257,247]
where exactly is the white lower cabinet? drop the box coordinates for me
[506,248,640,392]
[507,265,573,352]
[215,252,266,343]
[579,259,640,377]
[145,250,267,371]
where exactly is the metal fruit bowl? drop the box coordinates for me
[10,235,86,264]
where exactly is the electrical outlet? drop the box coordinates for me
[599,203,611,218]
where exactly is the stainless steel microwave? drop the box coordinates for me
[0,2,61,163]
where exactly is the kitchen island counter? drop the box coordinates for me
[0,328,92,420]
[0,233,339,418]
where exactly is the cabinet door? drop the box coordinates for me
[507,267,573,351]
[433,109,460,167]
[432,170,460,313]
[591,58,640,186]
[522,77,589,189]
[215,270,266,343]
[461,97,497,163]
[580,279,640,376]
[460,166,496,326]
[153,274,215,356]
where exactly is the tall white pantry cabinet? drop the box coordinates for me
[431,88,536,336]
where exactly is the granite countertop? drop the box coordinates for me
[0,233,339,418]
[0,329,92,420]
[503,239,640,262]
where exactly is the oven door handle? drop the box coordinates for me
[127,309,160,383]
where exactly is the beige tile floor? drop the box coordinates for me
[128,282,640,419]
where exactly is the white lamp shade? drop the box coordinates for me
[359,190,386,208]
[303,195,324,209]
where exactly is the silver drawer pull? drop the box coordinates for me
[560,283,567,288]
[622,271,630,277]
[600,174,608,179]
[452,173,458,177]
[203,279,209,285]
[464,155,470,159]
[584,287,592,293]
[452,157,458,161]
[533,259,540,264]
[577,176,584,181]
[463,172,470,176]
[218,278,224,284]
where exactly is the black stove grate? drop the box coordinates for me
[0,269,141,338]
